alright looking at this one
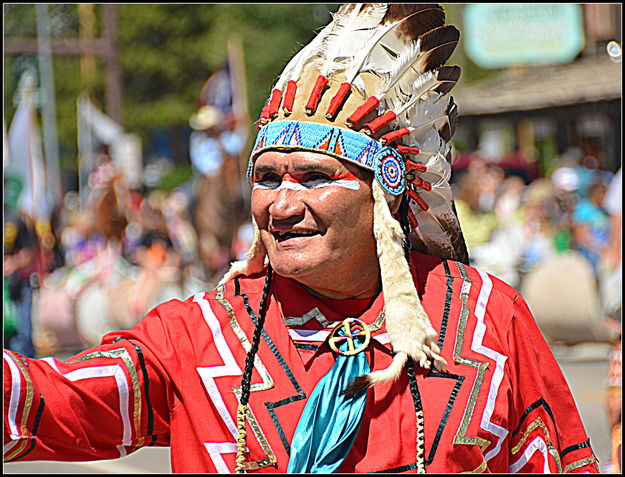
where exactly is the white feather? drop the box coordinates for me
[274,14,341,91]
[343,13,416,83]
[380,42,422,93]
[317,4,390,79]
[389,71,438,116]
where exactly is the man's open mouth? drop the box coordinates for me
[273,230,320,241]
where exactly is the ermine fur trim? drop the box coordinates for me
[371,180,447,377]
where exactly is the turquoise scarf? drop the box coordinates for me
[287,340,370,473]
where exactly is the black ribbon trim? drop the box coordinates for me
[112,336,156,443]
[294,343,320,351]
[425,371,465,465]
[561,439,592,457]
[375,462,418,473]
[438,260,454,351]
[7,396,46,461]
[236,277,306,455]
[512,398,556,438]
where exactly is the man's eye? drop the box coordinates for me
[254,173,281,186]
[303,172,331,183]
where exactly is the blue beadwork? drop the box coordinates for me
[374,146,406,195]
[247,121,382,185]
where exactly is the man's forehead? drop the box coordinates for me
[254,150,346,172]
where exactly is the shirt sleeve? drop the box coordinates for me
[505,293,600,473]
[3,304,176,463]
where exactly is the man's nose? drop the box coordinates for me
[268,188,305,223]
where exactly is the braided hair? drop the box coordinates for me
[240,263,273,405]
[397,196,412,262]
[398,195,427,473]
[235,263,273,472]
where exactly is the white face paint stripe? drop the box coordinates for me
[253,179,361,191]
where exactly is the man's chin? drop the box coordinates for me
[266,255,321,282]
[268,261,311,279]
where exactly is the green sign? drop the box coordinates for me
[464,4,585,68]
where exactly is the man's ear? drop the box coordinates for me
[388,194,402,215]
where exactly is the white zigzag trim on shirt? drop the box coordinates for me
[194,292,243,473]
[473,269,509,462]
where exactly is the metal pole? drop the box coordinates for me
[78,4,97,95]
[103,4,123,126]
[35,3,62,207]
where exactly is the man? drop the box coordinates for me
[4,4,598,473]
[3,177,39,358]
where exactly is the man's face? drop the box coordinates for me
[251,150,380,299]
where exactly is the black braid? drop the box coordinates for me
[398,195,412,262]
[405,357,423,410]
[240,264,273,406]
[406,357,426,471]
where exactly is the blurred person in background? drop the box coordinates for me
[161,188,206,295]
[452,160,500,257]
[549,170,578,253]
[87,153,129,244]
[493,174,525,225]
[189,103,248,283]
[465,174,526,289]
[516,179,560,277]
[3,178,40,358]
[600,167,622,319]
[570,179,611,276]
[115,229,184,329]
[60,210,107,268]
[600,168,621,474]
[574,154,614,199]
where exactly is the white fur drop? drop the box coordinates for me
[372,180,447,380]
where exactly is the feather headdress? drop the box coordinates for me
[227,3,468,392]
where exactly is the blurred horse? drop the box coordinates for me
[191,148,247,283]
[89,159,129,242]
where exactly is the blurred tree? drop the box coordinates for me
[4,4,337,187]
[444,3,504,86]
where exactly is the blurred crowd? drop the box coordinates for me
[454,151,620,300]
[4,147,253,358]
[3,141,622,472]
[4,145,621,352]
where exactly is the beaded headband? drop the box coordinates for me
[248,120,407,196]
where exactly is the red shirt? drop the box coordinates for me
[4,252,599,472]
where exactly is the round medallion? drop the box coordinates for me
[328,318,371,356]
[374,147,406,195]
